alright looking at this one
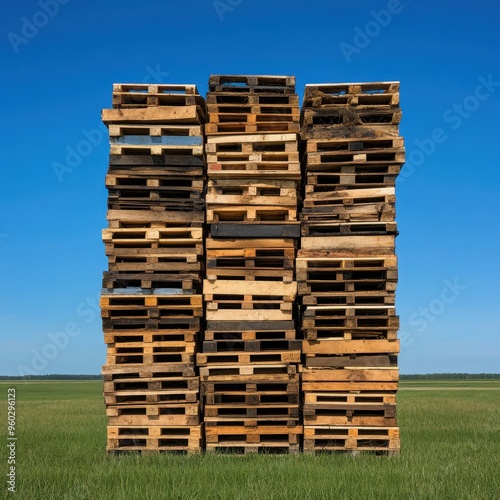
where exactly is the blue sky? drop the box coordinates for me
[1,0,499,375]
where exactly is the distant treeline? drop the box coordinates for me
[1,373,499,380]
[401,373,500,380]
[0,374,102,380]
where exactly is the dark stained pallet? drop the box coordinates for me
[106,352,195,366]
[202,338,302,354]
[301,221,398,237]
[208,74,296,93]
[206,93,299,106]
[201,379,299,397]
[301,124,400,141]
[108,154,205,168]
[102,317,202,332]
[300,354,398,370]
[206,320,295,331]
[301,107,402,127]
[209,223,301,238]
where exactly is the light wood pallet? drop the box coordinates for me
[196,351,301,366]
[106,424,203,454]
[102,105,205,125]
[106,403,200,426]
[303,425,400,455]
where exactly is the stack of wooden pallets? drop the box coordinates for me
[298,82,404,455]
[100,84,206,454]
[198,75,303,454]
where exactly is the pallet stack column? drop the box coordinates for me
[198,75,303,454]
[298,82,404,454]
[100,84,206,453]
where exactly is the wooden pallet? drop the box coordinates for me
[202,338,302,354]
[102,106,204,125]
[301,107,402,128]
[105,352,195,366]
[303,339,400,356]
[203,279,296,297]
[209,223,301,239]
[204,390,299,406]
[301,292,396,307]
[207,161,301,178]
[302,329,398,342]
[204,329,297,342]
[301,368,399,391]
[103,227,202,244]
[205,121,300,135]
[112,92,204,109]
[109,153,205,168]
[102,362,196,379]
[196,351,301,366]
[207,206,297,223]
[306,151,404,169]
[209,75,295,93]
[305,136,403,154]
[106,208,204,226]
[106,249,203,272]
[205,308,293,322]
[204,404,299,419]
[103,374,199,396]
[207,93,299,106]
[109,144,204,156]
[103,330,198,346]
[102,316,201,333]
[199,363,297,380]
[208,103,299,118]
[108,123,203,138]
[106,424,203,454]
[205,424,302,447]
[300,235,396,254]
[301,221,398,237]
[303,425,400,454]
[206,320,295,332]
[104,386,199,405]
[106,403,200,426]
[301,354,398,370]
[304,169,399,190]
[202,379,299,397]
[303,82,399,108]
[102,271,201,292]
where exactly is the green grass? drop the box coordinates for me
[1,380,499,499]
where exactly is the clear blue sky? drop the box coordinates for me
[2,0,499,375]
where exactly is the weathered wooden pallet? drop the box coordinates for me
[102,271,202,292]
[300,366,399,381]
[303,339,400,362]
[205,122,300,135]
[102,106,205,125]
[204,390,299,406]
[207,103,299,117]
[207,161,301,179]
[100,294,202,308]
[113,83,199,95]
[205,300,293,314]
[207,206,297,223]
[106,403,200,426]
[209,75,296,93]
[205,444,300,454]
[196,351,301,366]
[305,136,403,154]
[207,132,297,151]
[207,93,299,106]
[108,123,203,137]
[108,153,205,168]
[206,320,295,332]
[203,279,296,296]
[102,317,201,332]
[102,227,203,250]
[109,143,204,156]
[106,424,203,454]
[199,363,297,380]
[302,329,398,342]
[301,292,396,307]
[103,330,198,346]
[302,107,402,127]
[301,221,398,237]
[107,198,204,213]
[105,352,195,366]
[302,125,400,141]
[301,354,398,370]
[106,338,197,355]
[300,235,396,254]
[202,338,302,354]
[202,379,299,397]
[103,374,199,396]
[112,92,204,109]
[304,169,398,191]
[209,223,301,239]
[303,425,400,454]
[106,249,203,273]
[102,362,196,379]
[204,404,299,419]
[204,329,297,343]
[104,385,199,405]
[303,82,399,108]
[207,178,298,202]
[106,209,204,229]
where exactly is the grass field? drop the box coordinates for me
[1,380,498,499]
